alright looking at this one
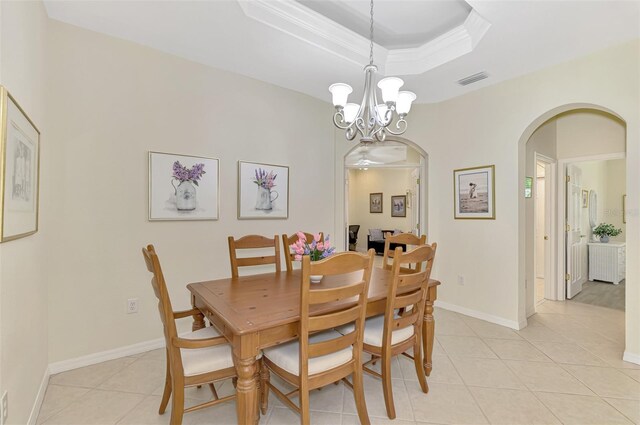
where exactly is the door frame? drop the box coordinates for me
[534,153,557,304]
[557,152,626,300]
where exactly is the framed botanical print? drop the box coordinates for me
[369,192,382,213]
[0,86,41,242]
[454,165,495,219]
[581,190,589,208]
[149,151,219,221]
[238,161,289,219]
[391,195,406,217]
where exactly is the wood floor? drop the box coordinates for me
[571,280,625,311]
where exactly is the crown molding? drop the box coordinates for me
[386,10,491,75]
[238,0,490,76]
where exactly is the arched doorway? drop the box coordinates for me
[518,103,629,353]
[343,137,429,252]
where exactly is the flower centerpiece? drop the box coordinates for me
[172,161,206,211]
[290,232,336,282]
[593,223,622,243]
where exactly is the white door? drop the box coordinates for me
[566,164,584,298]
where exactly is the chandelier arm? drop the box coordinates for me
[383,118,408,136]
[374,129,386,142]
[333,112,357,131]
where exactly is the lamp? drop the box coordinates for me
[330,0,415,143]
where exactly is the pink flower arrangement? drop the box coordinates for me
[290,232,336,262]
[253,168,277,189]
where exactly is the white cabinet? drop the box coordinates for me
[588,242,625,284]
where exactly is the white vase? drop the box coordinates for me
[175,180,196,211]
[255,186,279,210]
[310,275,323,283]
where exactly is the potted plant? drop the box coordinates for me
[593,223,622,243]
[290,232,336,282]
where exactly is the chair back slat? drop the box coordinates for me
[382,232,427,271]
[282,232,322,272]
[236,255,278,267]
[228,234,281,278]
[308,332,356,358]
[307,282,363,305]
[298,250,374,379]
[382,244,437,348]
[308,304,360,332]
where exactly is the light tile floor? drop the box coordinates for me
[37,300,640,424]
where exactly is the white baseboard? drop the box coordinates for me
[435,300,526,330]
[48,338,164,375]
[27,367,50,425]
[623,351,640,366]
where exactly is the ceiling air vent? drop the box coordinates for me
[457,72,489,86]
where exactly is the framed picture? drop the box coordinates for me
[0,87,40,242]
[369,192,382,213]
[623,194,626,224]
[524,177,533,198]
[453,165,495,219]
[391,195,407,217]
[238,161,289,219]
[581,190,589,208]
[149,151,219,221]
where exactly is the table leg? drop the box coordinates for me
[234,354,259,425]
[191,295,206,331]
[423,286,437,376]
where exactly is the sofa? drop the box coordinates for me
[367,230,406,255]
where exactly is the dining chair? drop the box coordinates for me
[342,243,437,419]
[282,232,323,272]
[260,250,375,425]
[228,234,281,278]
[381,232,427,272]
[142,244,237,424]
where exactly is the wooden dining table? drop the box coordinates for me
[187,267,440,425]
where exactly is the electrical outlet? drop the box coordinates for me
[457,275,464,286]
[1,391,8,425]
[127,298,138,314]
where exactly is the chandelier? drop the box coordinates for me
[329,0,416,144]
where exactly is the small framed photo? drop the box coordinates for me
[149,151,219,221]
[524,177,533,198]
[369,192,382,213]
[0,87,41,242]
[391,195,407,217]
[581,190,589,208]
[453,165,495,219]
[238,161,289,219]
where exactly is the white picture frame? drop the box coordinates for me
[238,161,289,219]
[149,151,219,221]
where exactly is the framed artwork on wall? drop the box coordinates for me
[148,151,219,221]
[238,161,289,219]
[391,195,407,217]
[524,177,533,198]
[369,192,382,213]
[453,165,495,219]
[0,86,41,242]
[581,190,589,208]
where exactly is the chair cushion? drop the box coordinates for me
[369,228,384,241]
[338,315,414,348]
[180,327,235,377]
[263,330,353,376]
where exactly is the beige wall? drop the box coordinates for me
[348,168,416,251]
[334,40,640,358]
[0,1,49,423]
[45,20,335,363]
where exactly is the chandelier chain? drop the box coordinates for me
[369,0,374,65]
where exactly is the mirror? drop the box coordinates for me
[589,190,598,228]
